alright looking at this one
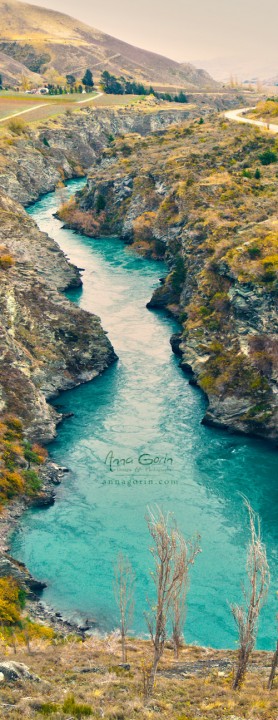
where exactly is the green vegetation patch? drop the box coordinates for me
[0,416,47,506]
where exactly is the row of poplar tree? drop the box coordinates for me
[113,500,278,700]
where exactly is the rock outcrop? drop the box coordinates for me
[0,105,193,206]
[0,661,40,681]
[0,189,116,442]
[0,554,46,595]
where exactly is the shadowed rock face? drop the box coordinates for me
[0,189,117,442]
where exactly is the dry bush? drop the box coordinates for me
[114,553,135,662]
[144,507,198,699]
[231,497,270,689]
[7,119,27,135]
[0,253,15,269]
[58,200,101,236]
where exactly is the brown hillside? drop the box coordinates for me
[0,49,43,84]
[0,0,218,88]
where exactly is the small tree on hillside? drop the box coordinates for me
[0,74,3,90]
[144,507,191,699]
[174,91,188,103]
[268,638,278,689]
[0,577,25,654]
[20,74,31,91]
[268,597,278,690]
[231,498,270,690]
[171,535,201,658]
[66,74,76,87]
[114,553,135,663]
[82,69,94,92]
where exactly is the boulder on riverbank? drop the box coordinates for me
[0,661,40,682]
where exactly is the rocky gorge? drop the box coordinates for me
[0,91,276,620]
[1,103,204,439]
[60,115,278,443]
[0,97,231,606]
[0,95,251,448]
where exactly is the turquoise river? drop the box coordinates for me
[11,179,278,650]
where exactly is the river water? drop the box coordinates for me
[11,180,278,649]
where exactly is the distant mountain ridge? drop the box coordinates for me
[191,55,278,85]
[0,0,218,89]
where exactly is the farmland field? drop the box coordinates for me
[0,91,142,124]
[87,94,142,107]
[0,91,97,120]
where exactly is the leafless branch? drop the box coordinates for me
[231,497,270,690]
[171,534,201,658]
[144,506,200,699]
[113,553,135,663]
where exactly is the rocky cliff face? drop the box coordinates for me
[0,94,252,206]
[65,117,278,443]
[0,105,193,206]
[0,190,116,442]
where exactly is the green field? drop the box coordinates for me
[0,91,143,124]
[0,91,98,121]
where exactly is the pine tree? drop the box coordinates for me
[100,71,123,94]
[82,69,94,92]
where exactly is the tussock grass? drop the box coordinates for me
[0,636,277,719]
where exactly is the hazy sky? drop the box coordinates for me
[24,0,278,78]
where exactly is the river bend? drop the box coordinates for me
[11,180,278,649]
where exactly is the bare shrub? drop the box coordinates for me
[268,639,278,689]
[144,506,195,699]
[8,119,27,135]
[58,200,101,235]
[171,535,201,658]
[114,553,135,663]
[231,497,270,690]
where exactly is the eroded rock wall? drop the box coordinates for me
[0,190,116,441]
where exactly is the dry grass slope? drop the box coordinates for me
[0,636,277,719]
[0,0,218,88]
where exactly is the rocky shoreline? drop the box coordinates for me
[0,461,83,634]
[0,459,101,635]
